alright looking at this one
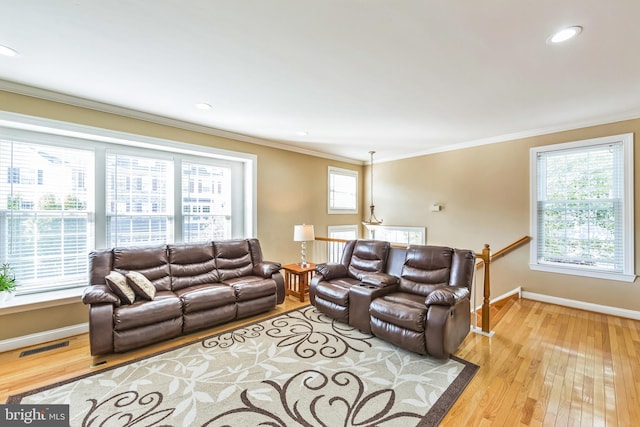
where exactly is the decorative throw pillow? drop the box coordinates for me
[105,271,135,304]
[126,271,156,301]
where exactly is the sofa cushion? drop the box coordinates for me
[113,291,182,331]
[369,294,427,333]
[113,245,171,291]
[399,246,453,296]
[168,243,220,291]
[126,271,156,300]
[347,240,390,280]
[224,276,276,301]
[313,279,359,306]
[175,284,236,314]
[105,271,135,304]
[214,240,253,280]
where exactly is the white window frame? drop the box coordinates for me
[529,133,635,282]
[0,135,95,294]
[0,111,257,297]
[328,166,358,214]
[366,225,426,245]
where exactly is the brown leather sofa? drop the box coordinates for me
[310,241,475,359]
[82,239,284,355]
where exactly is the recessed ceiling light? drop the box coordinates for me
[0,44,19,57]
[195,102,213,110]
[297,131,308,136]
[547,26,583,44]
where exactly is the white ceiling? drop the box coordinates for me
[1,1,640,163]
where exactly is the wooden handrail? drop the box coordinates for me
[490,235,531,261]
[315,236,410,249]
[314,236,348,243]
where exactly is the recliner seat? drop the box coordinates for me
[369,245,475,359]
[309,240,391,323]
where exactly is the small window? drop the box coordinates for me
[328,166,358,214]
[530,133,634,282]
[367,225,426,245]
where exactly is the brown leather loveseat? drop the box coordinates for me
[82,239,284,355]
[310,240,475,359]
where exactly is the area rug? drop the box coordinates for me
[8,306,478,426]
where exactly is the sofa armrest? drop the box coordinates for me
[315,263,348,281]
[360,272,399,288]
[82,285,121,306]
[425,286,470,306]
[253,261,282,278]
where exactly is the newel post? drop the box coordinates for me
[481,244,491,333]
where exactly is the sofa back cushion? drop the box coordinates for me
[215,240,253,280]
[399,245,453,296]
[168,242,220,290]
[345,240,390,280]
[112,245,171,291]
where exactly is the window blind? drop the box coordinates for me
[106,152,173,248]
[182,161,232,241]
[536,142,624,272]
[0,139,94,294]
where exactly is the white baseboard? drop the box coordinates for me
[470,287,522,337]
[0,323,88,353]
[472,286,522,312]
[522,291,640,321]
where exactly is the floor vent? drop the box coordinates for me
[20,341,69,357]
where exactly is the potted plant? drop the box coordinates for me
[0,263,17,304]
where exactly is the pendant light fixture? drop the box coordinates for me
[362,150,383,227]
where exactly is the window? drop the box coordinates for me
[106,152,174,248]
[0,139,94,295]
[182,161,232,242]
[366,225,426,245]
[530,133,634,282]
[327,225,358,263]
[328,166,358,214]
[0,112,256,295]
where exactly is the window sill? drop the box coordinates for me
[0,288,84,315]
[529,263,636,283]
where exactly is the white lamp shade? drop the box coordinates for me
[293,224,315,242]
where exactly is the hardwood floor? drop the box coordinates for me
[449,298,640,426]
[2,296,639,426]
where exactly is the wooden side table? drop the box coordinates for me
[282,263,316,302]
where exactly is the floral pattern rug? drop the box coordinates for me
[8,306,478,426]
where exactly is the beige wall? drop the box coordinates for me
[2,90,638,343]
[0,91,363,340]
[368,118,640,311]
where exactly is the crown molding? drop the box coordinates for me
[376,110,640,163]
[0,79,363,165]
[5,79,638,167]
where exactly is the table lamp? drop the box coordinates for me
[293,224,315,267]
